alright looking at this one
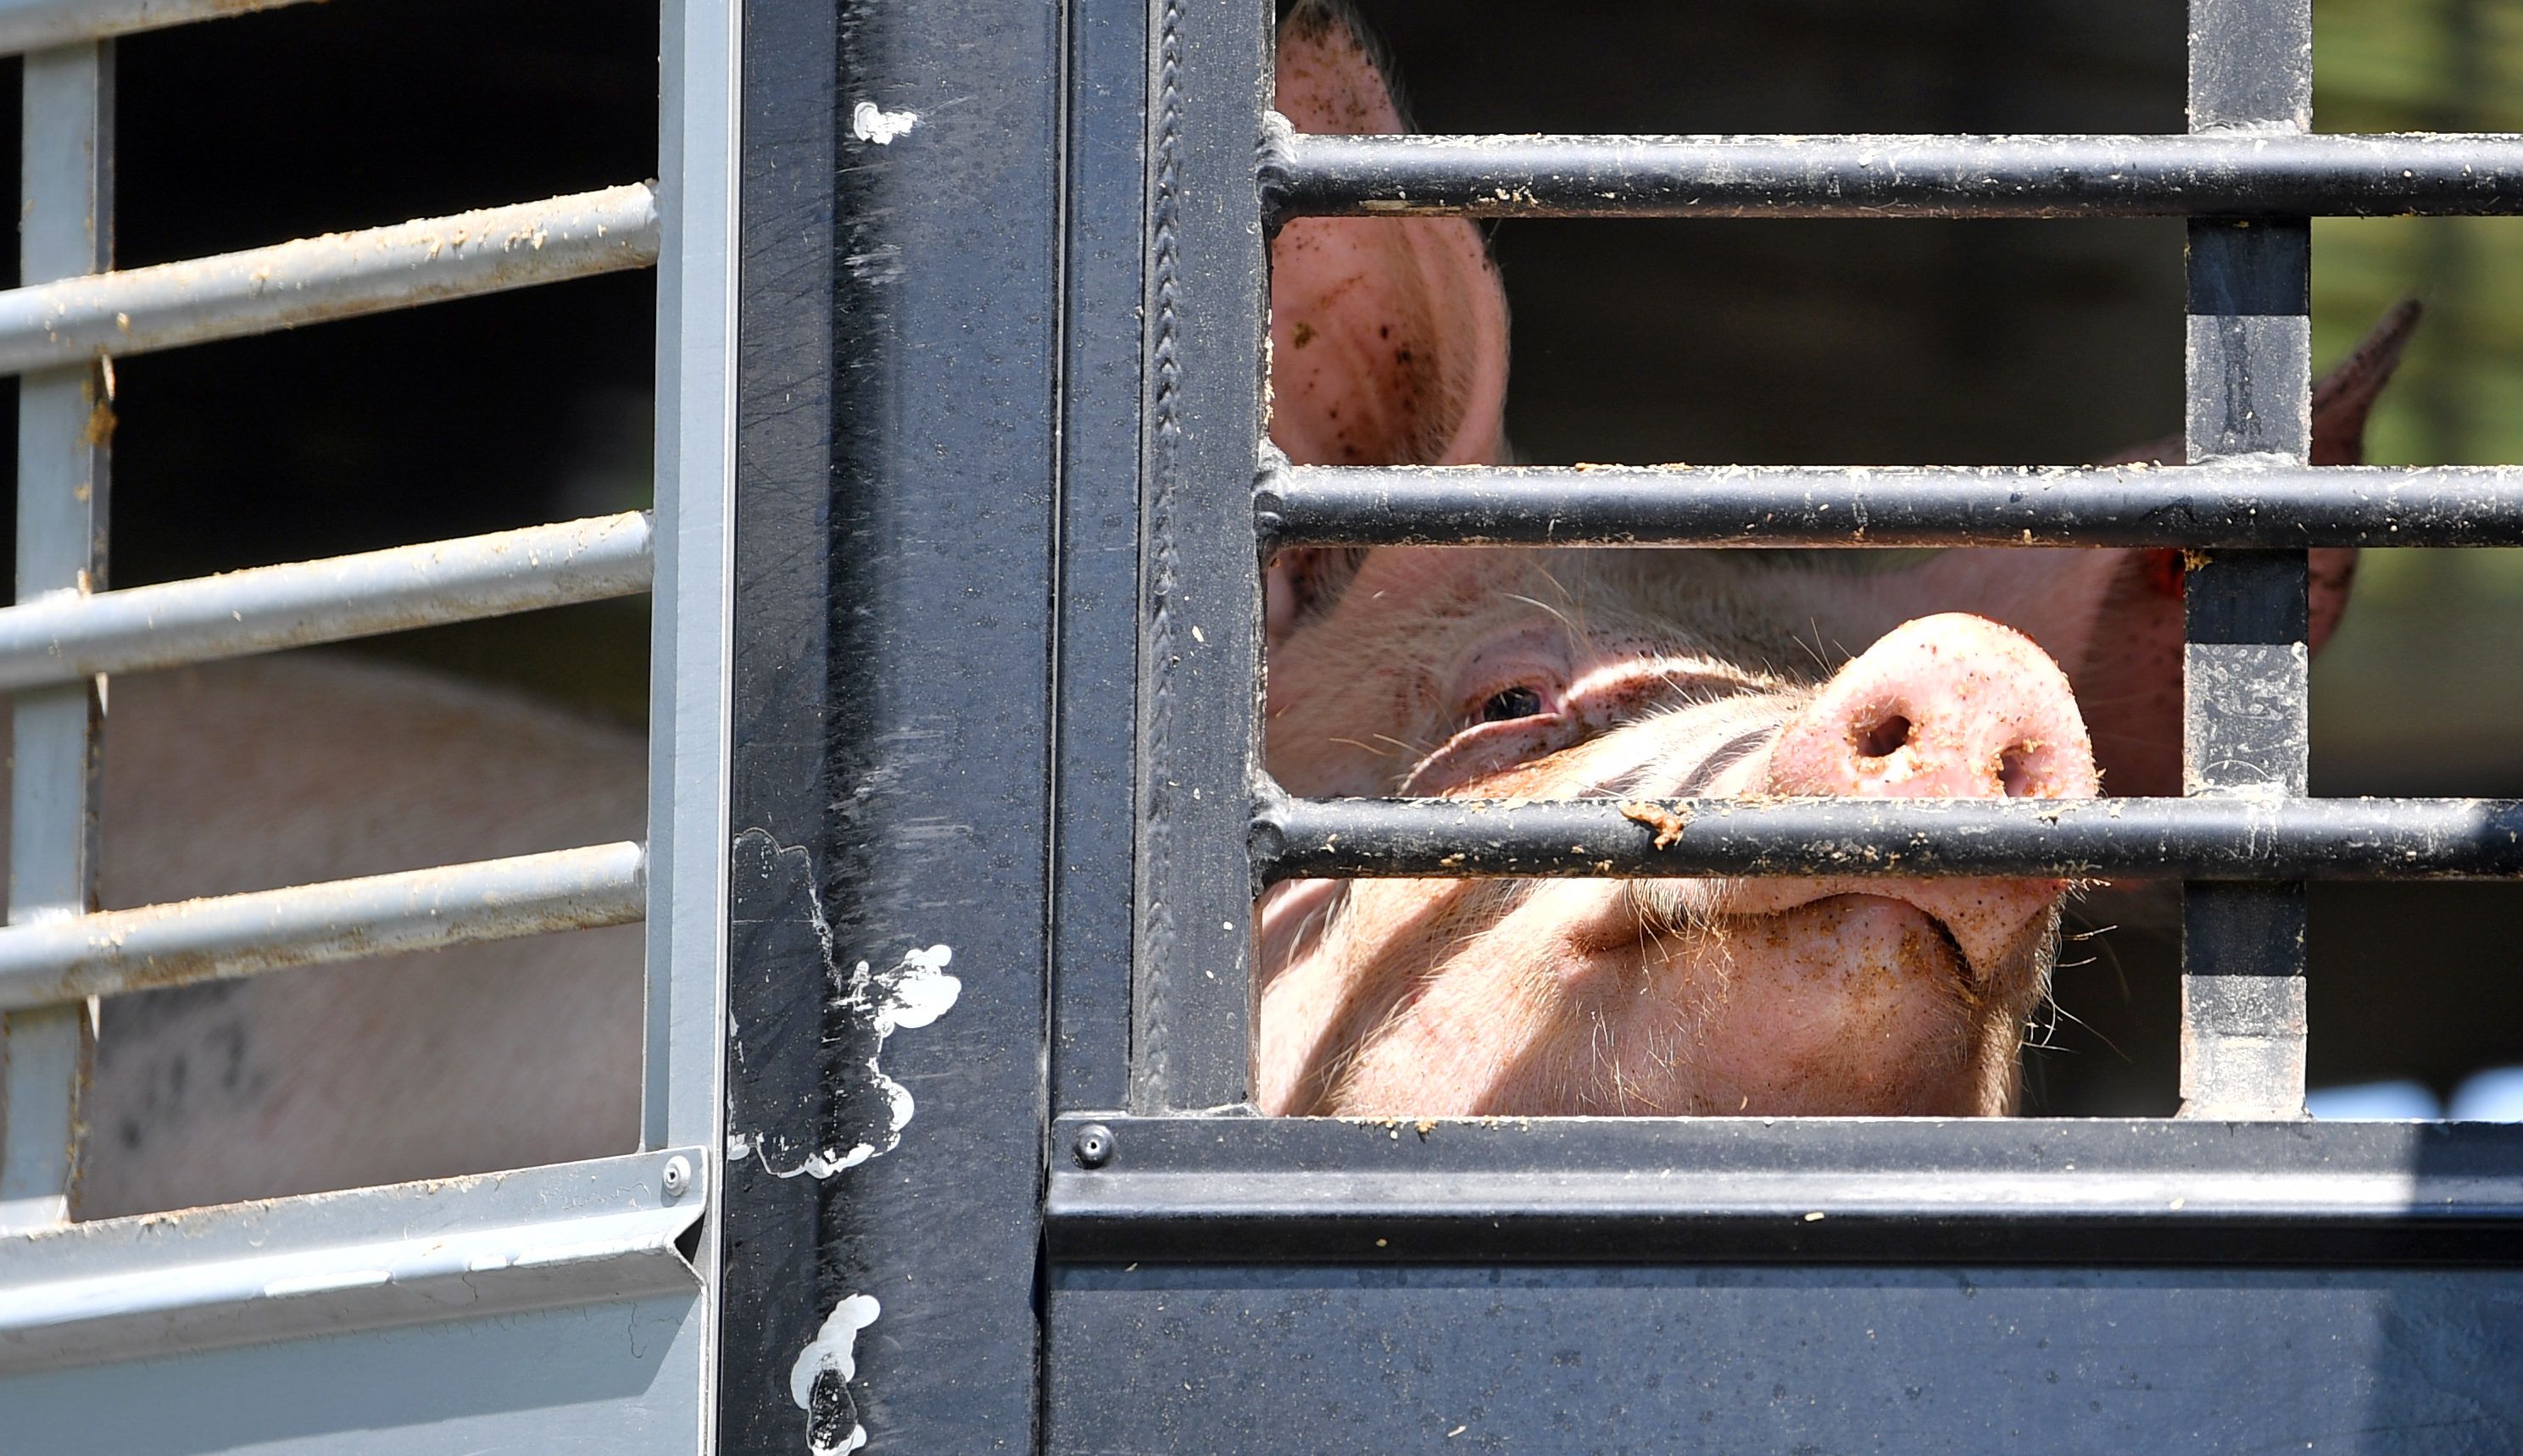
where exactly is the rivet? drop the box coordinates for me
[663,1154,693,1198]
[1072,1123,1115,1170]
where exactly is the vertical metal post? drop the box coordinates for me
[1052,0,1152,1114]
[645,0,736,1172]
[646,0,738,1433]
[1129,0,1272,1114]
[2179,0,2312,1119]
[714,0,1061,1440]
[0,41,111,1228]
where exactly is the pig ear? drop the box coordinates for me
[1267,1,1511,469]
[2309,298,2421,466]
[2095,298,2422,467]
[2048,301,2423,797]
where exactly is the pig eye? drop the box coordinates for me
[1479,686,1546,723]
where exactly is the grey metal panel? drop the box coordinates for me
[0,1146,705,1373]
[0,0,320,56]
[0,511,654,692]
[0,0,734,1447]
[648,0,738,1439]
[0,183,660,375]
[1048,1264,2523,1453]
[0,1292,705,1455]
[0,841,646,1010]
[1,39,112,1236]
[645,0,735,1182]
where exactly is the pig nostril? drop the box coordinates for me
[1999,745,2036,797]
[1852,713,1911,760]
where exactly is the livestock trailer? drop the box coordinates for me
[0,0,2520,1449]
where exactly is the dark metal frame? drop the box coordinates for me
[716,0,2523,1446]
[1061,0,2523,1239]
[713,0,1065,1444]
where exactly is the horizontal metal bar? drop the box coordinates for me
[0,842,646,1011]
[1265,131,2523,220]
[0,183,660,375]
[0,511,654,691]
[0,0,318,53]
[1047,1115,2523,1265]
[0,1146,705,1372]
[1260,463,2523,548]
[1254,796,2523,882]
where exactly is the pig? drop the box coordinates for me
[1255,1,2408,1117]
[69,657,646,1218]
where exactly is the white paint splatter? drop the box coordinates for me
[722,834,964,1181]
[851,101,919,145]
[792,1293,882,1455]
[731,942,960,1181]
[849,943,960,1158]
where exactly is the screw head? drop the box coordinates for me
[1072,1124,1115,1169]
[663,1155,693,1198]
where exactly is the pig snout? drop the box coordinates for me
[1768,613,2099,803]
[1704,612,2100,1001]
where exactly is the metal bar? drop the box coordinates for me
[1262,131,2523,220]
[1128,0,1268,1114]
[0,40,110,1235]
[650,0,736,1436]
[1261,463,2523,548]
[0,842,646,1011]
[711,0,847,1426]
[0,1145,706,1374]
[2179,0,2314,1121]
[646,0,735,1196]
[0,0,320,55]
[1045,1114,2523,1265]
[0,512,654,691]
[1252,795,2523,883]
[0,183,660,377]
[1049,0,1150,1114]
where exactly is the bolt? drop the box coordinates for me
[663,1154,693,1198]
[1072,1123,1115,1170]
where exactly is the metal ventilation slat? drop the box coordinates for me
[0,183,660,375]
[1261,463,2523,548]
[1252,796,2523,882]
[0,842,647,1009]
[1266,131,2523,219]
[0,0,321,55]
[0,511,654,691]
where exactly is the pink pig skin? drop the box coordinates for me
[1257,1,2408,1118]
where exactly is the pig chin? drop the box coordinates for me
[1258,875,2054,1120]
[1610,880,2059,1116]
